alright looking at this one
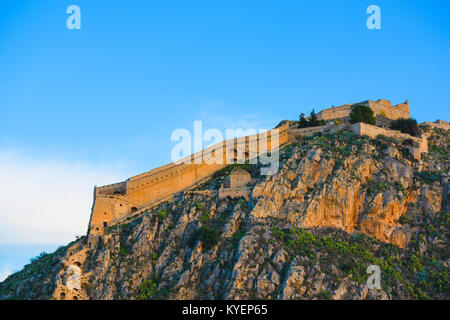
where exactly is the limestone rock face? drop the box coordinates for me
[281,258,307,299]
[1,126,448,301]
[250,144,420,248]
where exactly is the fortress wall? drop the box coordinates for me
[317,100,411,121]
[97,181,127,195]
[291,124,330,136]
[185,190,218,196]
[128,162,178,183]
[218,186,251,200]
[124,124,289,197]
[366,101,410,120]
[89,198,117,234]
[88,125,289,235]
[351,122,427,160]
[317,104,353,121]
[125,125,288,183]
[375,99,391,107]
[395,102,410,113]
[125,163,226,206]
[375,115,393,128]
[123,125,288,199]
[107,193,179,230]
[89,194,138,235]
[89,163,227,235]
[422,120,450,130]
[290,124,345,138]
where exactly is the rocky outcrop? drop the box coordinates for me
[251,139,420,248]
[1,125,448,300]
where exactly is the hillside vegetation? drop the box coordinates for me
[1,124,449,300]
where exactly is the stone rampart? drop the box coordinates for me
[290,124,346,138]
[317,99,410,121]
[421,120,450,131]
[351,122,428,160]
[88,125,290,235]
[218,186,251,201]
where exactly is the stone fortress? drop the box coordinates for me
[86,98,442,247]
[55,98,448,300]
[316,99,411,122]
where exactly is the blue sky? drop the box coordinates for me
[0,0,449,280]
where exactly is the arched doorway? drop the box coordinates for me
[60,292,66,300]
[130,207,138,213]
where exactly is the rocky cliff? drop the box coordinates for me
[1,124,448,300]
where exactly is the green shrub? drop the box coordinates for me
[151,252,158,265]
[119,245,129,256]
[414,171,439,184]
[396,182,405,193]
[399,213,410,224]
[391,118,421,137]
[200,210,210,224]
[318,289,332,300]
[232,230,246,245]
[190,226,220,251]
[156,209,167,221]
[298,109,326,128]
[136,275,159,300]
[299,113,309,128]
[376,181,389,192]
[350,105,376,125]
[30,252,48,263]
[195,201,204,210]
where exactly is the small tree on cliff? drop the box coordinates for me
[390,118,421,137]
[299,113,309,128]
[298,109,326,128]
[350,105,376,125]
[309,109,321,127]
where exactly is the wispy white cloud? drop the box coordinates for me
[0,151,126,245]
